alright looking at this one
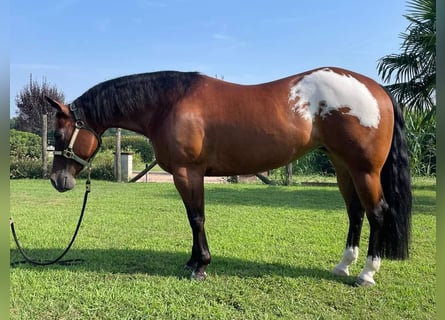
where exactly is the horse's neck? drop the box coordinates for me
[87,104,156,138]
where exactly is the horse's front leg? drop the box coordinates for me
[183,205,211,280]
[173,168,211,280]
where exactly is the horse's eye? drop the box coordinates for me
[54,132,63,140]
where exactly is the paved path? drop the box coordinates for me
[132,171,227,183]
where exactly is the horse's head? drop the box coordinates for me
[45,97,101,192]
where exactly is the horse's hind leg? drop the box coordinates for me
[172,167,211,280]
[350,170,388,286]
[332,161,365,277]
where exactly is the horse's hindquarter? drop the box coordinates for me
[294,67,395,172]
[160,76,316,175]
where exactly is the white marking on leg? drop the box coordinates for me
[333,246,359,276]
[358,256,381,285]
[288,68,380,128]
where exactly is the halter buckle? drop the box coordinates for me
[63,149,74,159]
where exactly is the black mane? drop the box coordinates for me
[73,71,202,126]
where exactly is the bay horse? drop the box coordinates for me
[45,67,411,286]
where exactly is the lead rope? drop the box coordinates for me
[10,171,92,266]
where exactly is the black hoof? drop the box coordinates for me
[354,278,375,287]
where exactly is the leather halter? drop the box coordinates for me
[53,103,102,169]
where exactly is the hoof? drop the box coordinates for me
[333,266,349,277]
[354,277,375,287]
[191,270,207,281]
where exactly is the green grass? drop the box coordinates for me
[10,177,436,319]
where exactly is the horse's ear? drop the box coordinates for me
[45,96,70,115]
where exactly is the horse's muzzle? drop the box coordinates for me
[50,173,76,192]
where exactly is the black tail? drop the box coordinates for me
[380,86,412,259]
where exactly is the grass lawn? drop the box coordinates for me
[10,177,436,319]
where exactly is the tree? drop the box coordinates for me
[377,0,436,115]
[14,74,65,135]
[377,0,436,176]
[10,117,16,129]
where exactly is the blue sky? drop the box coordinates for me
[10,0,408,117]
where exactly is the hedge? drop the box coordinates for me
[10,129,42,159]
[10,157,43,179]
[10,130,43,179]
[101,136,154,163]
[10,131,151,180]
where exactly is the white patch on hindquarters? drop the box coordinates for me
[358,256,381,285]
[288,68,380,128]
[333,246,359,276]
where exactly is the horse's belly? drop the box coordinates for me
[203,138,312,176]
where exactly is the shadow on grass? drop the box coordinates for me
[412,183,436,192]
[159,184,434,215]
[204,186,342,211]
[10,248,356,286]
[412,194,437,216]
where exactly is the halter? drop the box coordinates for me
[53,103,102,169]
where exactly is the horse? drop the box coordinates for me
[45,66,412,286]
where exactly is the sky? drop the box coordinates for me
[10,0,408,117]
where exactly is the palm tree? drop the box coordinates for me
[377,0,436,116]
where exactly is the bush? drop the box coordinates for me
[78,150,115,181]
[101,136,154,163]
[292,149,335,175]
[10,129,42,159]
[405,111,436,176]
[10,130,44,179]
[77,149,145,181]
[268,149,335,184]
[10,157,43,179]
